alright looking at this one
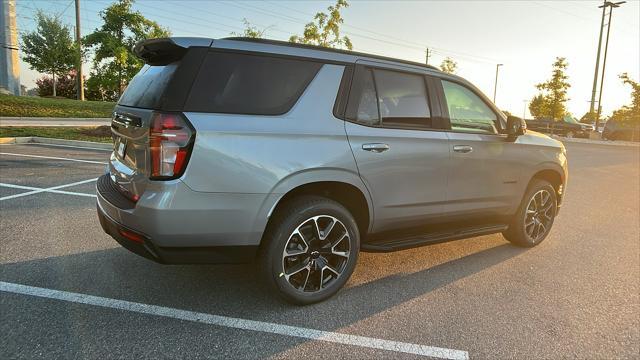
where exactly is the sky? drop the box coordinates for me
[14,0,640,118]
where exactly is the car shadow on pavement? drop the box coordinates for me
[0,240,526,355]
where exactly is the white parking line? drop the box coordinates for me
[0,178,98,201]
[0,152,107,165]
[1,281,468,360]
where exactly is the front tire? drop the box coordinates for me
[503,179,557,247]
[259,196,360,305]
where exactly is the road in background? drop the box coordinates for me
[0,117,110,127]
[0,142,638,359]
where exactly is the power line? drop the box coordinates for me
[54,0,74,20]
[220,0,499,64]
[530,0,599,22]
[163,0,292,37]
[530,0,636,32]
[85,0,244,38]
[18,0,502,66]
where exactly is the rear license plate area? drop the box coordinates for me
[115,138,127,159]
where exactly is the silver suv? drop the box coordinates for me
[97,37,568,304]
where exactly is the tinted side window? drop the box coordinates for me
[185,52,322,115]
[119,63,179,109]
[345,67,380,125]
[442,80,498,134]
[374,69,431,129]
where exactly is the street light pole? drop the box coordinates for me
[493,63,503,104]
[595,1,625,129]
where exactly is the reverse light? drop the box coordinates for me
[149,112,195,179]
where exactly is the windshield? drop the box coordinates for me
[563,115,580,124]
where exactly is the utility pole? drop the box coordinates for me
[0,0,20,95]
[523,100,528,120]
[595,1,625,129]
[588,1,608,125]
[75,0,84,100]
[493,63,503,104]
[425,48,431,66]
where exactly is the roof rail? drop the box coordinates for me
[222,37,440,71]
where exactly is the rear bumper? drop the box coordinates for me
[97,202,258,264]
[97,204,159,262]
[96,174,263,264]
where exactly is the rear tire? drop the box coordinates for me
[258,196,360,305]
[503,179,557,247]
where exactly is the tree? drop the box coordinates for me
[619,73,639,115]
[579,111,597,124]
[290,0,352,50]
[21,12,77,97]
[528,94,549,119]
[529,57,571,121]
[231,19,271,39]
[35,71,82,99]
[440,57,457,74]
[85,70,119,102]
[84,0,169,98]
[609,73,640,125]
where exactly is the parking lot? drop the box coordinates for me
[0,141,638,359]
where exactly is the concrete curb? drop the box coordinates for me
[0,136,112,150]
[550,135,640,148]
[0,117,110,127]
[0,116,111,121]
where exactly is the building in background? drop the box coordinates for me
[0,0,20,95]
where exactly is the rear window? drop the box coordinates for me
[118,63,179,109]
[184,52,322,115]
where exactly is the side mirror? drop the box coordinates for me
[506,115,527,139]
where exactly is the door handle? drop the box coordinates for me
[453,145,473,153]
[362,143,390,153]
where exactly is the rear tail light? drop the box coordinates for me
[149,112,195,179]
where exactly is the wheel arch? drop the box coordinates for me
[254,169,374,244]
[529,165,564,192]
[526,165,566,207]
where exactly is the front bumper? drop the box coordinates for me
[576,129,591,138]
[96,174,260,264]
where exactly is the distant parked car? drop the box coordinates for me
[602,119,640,141]
[526,116,593,138]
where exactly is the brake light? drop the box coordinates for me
[149,112,195,179]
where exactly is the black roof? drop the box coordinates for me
[223,37,441,72]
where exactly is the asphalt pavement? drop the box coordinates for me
[0,142,638,359]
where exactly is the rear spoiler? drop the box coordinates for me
[133,38,213,65]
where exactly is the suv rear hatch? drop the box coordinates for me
[108,38,210,203]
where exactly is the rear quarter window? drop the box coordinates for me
[184,52,322,115]
[118,63,179,109]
